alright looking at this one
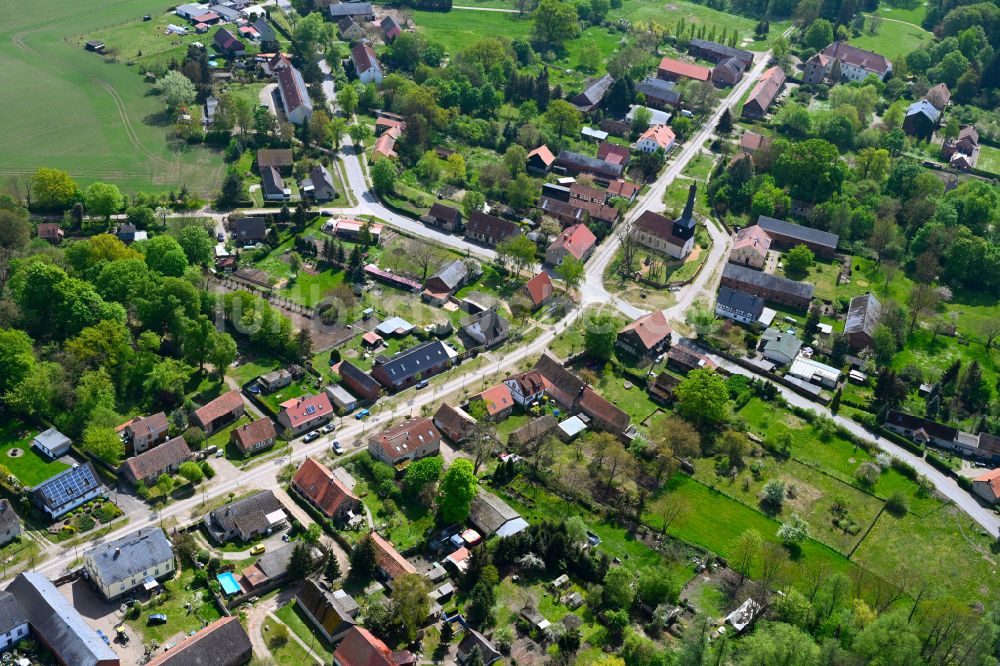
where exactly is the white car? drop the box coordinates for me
[321,423,335,434]
[332,441,344,455]
[303,431,320,443]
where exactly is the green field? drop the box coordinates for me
[849,15,931,59]
[274,602,336,663]
[0,420,70,486]
[0,0,224,193]
[978,144,1000,175]
[870,2,928,26]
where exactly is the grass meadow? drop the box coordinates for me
[0,0,224,194]
[849,15,931,59]
[978,144,1000,176]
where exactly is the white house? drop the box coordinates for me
[83,527,175,600]
[973,469,1000,505]
[0,592,28,652]
[277,66,313,125]
[635,124,675,153]
[32,428,71,458]
[351,42,383,85]
[715,286,764,324]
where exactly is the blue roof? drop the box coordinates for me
[906,99,941,123]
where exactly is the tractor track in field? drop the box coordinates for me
[9,0,168,168]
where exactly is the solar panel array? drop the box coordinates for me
[40,465,98,506]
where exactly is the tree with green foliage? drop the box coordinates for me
[602,566,635,610]
[0,328,34,396]
[31,167,79,211]
[287,542,315,581]
[438,459,478,523]
[777,513,809,546]
[463,190,485,217]
[157,70,197,110]
[783,244,814,278]
[716,107,733,135]
[674,369,729,429]
[532,0,581,50]
[584,312,618,360]
[348,122,372,147]
[731,528,762,586]
[177,225,214,265]
[372,158,397,194]
[156,473,173,496]
[209,332,237,382]
[391,573,431,642]
[557,255,585,294]
[544,99,582,139]
[216,169,244,209]
[142,235,189,277]
[466,580,496,628]
[403,456,443,495]
[84,183,124,221]
[803,19,833,50]
[773,139,845,204]
[737,621,819,665]
[178,461,204,484]
[324,553,342,583]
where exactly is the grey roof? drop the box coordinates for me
[0,500,19,536]
[429,203,461,224]
[555,150,624,178]
[430,260,469,291]
[468,491,521,535]
[906,99,941,123]
[329,1,373,16]
[261,165,285,197]
[338,16,359,32]
[373,340,450,383]
[0,591,25,636]
[467,212,519,241]
[84,527,173,585]
[32,462,102,513]
[509,414,558,447]
[463,308,510,343]
[338,361,382,396]
[6,573,119,666]
[571,74,614,109]
[234,217,267,242]
[722,263,814,300]
[122,436,192,482]
[844,292,881,338]
[252,16,276,41]
[755,216,839,250]
[636,77,681,105]
[459,630,501,665]
[147,616,252,666]
[208,490,285,537]
[33,428,71,452]
[255,542,298,579]
[762,328,802,361]
[689,38,753,64]
[309,165,336,198]
[716,286,764,318]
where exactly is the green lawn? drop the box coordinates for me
[274,602,336,663]
[0,420,70,486]
[775,257,856,303]
[589,372,661,424]
[230,354,283,387]
[849,16,931,60]
[130,566,221,644]
[870,3,927,25]
[615,0,790,51]
[978,144,1000,176]
[263,616,322,666]
[0,0,225,194]
[258,380,313,414]
[412,10,532,53]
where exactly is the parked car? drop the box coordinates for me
[321,423,335,434]
[355,408,370,420]
[332,441,344,455]
[247,384,261,395]
[303,430,320,443]
[148,614,168,625]
[217,232,225,242]
[250,545,266,556]
[281,533,291,542]
[415,380,429,389]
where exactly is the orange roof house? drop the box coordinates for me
[616,310,672,359]
[369,531,417,579]
[470,384,515,420]
[521,271,554,310]
[657,56,711,82]
[292,457,360,519]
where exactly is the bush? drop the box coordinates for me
[854,462,881,487]
[77,514,95,532]
[200,461,216,479]
[267,623,289,649]
[761,479,787,509]
[890,456,917,480]
[885,491,909,516]
[925,452,952,474]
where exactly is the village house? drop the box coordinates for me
[328,2,375,20]
[369,418,442,466]
[788,355,841,388]
[925,82,950,111]
[351,42,383,85]
[533,354,633,440]
[338,17,365,41]
[422,260,469,304]
[338,361,383,403]
[570,74,614,112]
[233,217,268,245]
[941,125,979,169]
[372,127,401,160]
[230,418,278,456]
[292,457,361,521]
[326,384,359,412]
[469,491,528,537]
[370,340,453,391]
[526,145,556,174]
[754,216,839,258]
[616,310,672,360]
[715,286,765,324]
[504,370,547,407]
[259,369,293,393]
[742,66,786,119]
[192,390,245,435]
[458,630,501,666]
[278,393,334,436]
[31,463,104,520]
[973,469,1000,505]
[729,224,771,269]
[252,16,276,42]
[32,428,71,459]
[546,223,597,266]
[121,436,192,486]
[261,166,290,201]
[657,56,711,82]
[0,591,26,652]
[470,384,515,421]
[83,527,174,600]
[145,616,252,666]
[213,27,246,56]
[844,292,881,350]
[203,490,287,543]
[721,263,813,310]
[635,76,682,109]
[462,308,510,349]
[424,202,463,232]
[380,16,401,42]
[903,99,941,141]
[554,150,624,183]
[738,131,773,160]
[123,411,169,454]
[368,532,418,581]
[648,371,681,404]
[36,223,64,244]
[537,196,620,228]
[6,573,119,666]
[302,164,337,201]
[509,415,559,450]
[761,328,802,365]
[688,38,753,67]
[297,579,359,643]
[803,41,891,84]
[667,345,716,375]
[434,403,477,445]
[0,501,21,547]
[520,271,554,311]
[464,211,520,247]
[632,184,697,260]
[635,124,676,153]
[597,141,631,166]
[608,178,640,201]
[711,56,747,86]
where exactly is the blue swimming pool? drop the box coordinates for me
[217,572,242,596]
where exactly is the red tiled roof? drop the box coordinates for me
[370,418,441,462]
[658,57,711,81]
[36,223,63,239]
[351,42,380,74]
[549,224,597,261]
[146,616,251,666]
[280,393,334,426]
[739,131,771,152]
[597,141,630,164]
[619,310,672,350]
[578,386,630,433]
[523,271,553,307]
[231,418,277,452]
[334,627,396,666]
[527,145,555,166]
[732,224,771,255]
[369,531,416,579]
[122,436,192,482]
[292,457,359,518]
[638,124,675,149]
[473,384,514,417]
[193,390,244,427]
[974,469,1000,498]
[607,179,639,199]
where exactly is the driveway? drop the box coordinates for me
[259,83,279,118]
[59,579,145,665]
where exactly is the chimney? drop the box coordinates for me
[113,547,121,560]
[681,182,697,223]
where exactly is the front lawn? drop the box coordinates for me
[0,420,69,486]
[274,601,336,663]
[849,15,931,60]
[978,144,1000,176]
[263,616,321,666]
[231,354,283,387]
[129,566,222,644]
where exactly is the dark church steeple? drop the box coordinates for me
[673,183,697,241]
